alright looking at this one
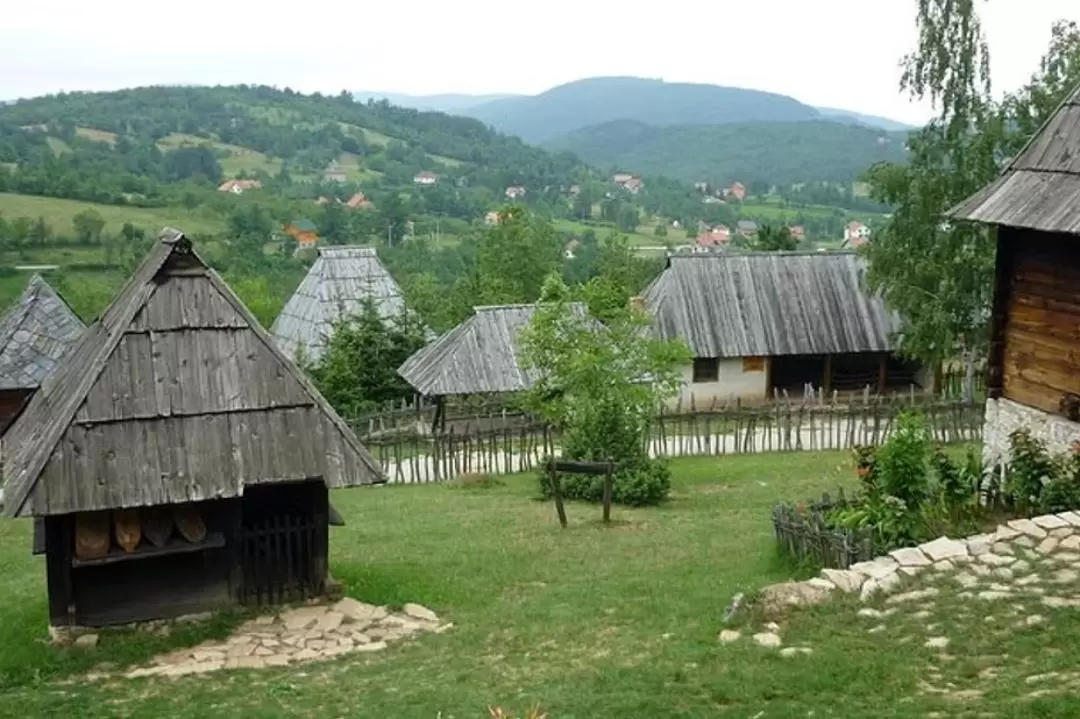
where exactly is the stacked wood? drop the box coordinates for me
[74,511,110,560]
[113,508,142,552]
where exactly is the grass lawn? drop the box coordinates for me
[0,193,227,237]
[3,448,1071,717]
[553,218,661,248]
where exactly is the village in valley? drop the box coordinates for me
[1,3,1080,718]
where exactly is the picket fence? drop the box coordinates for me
[349,392,985,485]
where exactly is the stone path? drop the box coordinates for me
[96,599,451,681]
[741,511,1080,704]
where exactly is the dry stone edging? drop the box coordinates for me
[81,599,450,681]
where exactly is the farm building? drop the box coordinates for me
[0,230,384,628]
[283,218,319,250]
[398,303,588,429]
[642,252,928,408]
[271,246,407,363]
[0,275,85,436]
[949,83,1080,464]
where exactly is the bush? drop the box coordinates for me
[538,458,671,507]
[1004,430,1080,514]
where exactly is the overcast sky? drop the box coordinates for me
[3,1,1077,124]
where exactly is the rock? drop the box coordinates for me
[333,598,386,623]
[1016,574,1042,586]
[954,572,979,589]
[1012,559,1033,573]
[759,581,833,618]
[192,649,224,662]
[851,557,900,580]
[932,559,955,572]
[718,630,741,643]
[1041,596,1080,608]
[886,588,939,605]
[722,592,746,623]
[966,536,993,556]
[281,606,327,632]
[1052,568,1079,584]
[779,647,812,657]
[176,612,214,624]
[890,547,932,567]
[877,573,902,595]
[1036,537,1061,555]
[1025,614,1045,626]
[1025,672,1060,684]
[1053,551,1080,563]
[1057,511,1080,527]
[764,621,781,632]
[293,648,320,662]
[1033,514,1071,530]
[977,590,1012,601]
[316,611,344,633]
[433,623,454,634]
[859,578,880,602]
[868,624,887,634]
[899,566,926,578]
[857,608,885,619]
[992,525,1021,542]
[1014,535,1037,548]
[352,640,388,652]
[264,655,290,667]
[920,536,969,562]
[992,542,1015,556]
[254,615,276,626]
[979,552,1013,567]
[993,567,1014,581]
[74,634,99,648]
[806,577,836,592]
[925,636,950,649]
[402,603,439,623]
[229,656,267,670]
[752,632,782,648]
[1008,519,1048,539]
[227,643,255,658]
[821,568,863,593]
[125,666,165,678]
[1050,527,1074,539]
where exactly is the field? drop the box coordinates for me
[553,218,663,248]
[0,193,227,237]
[5,448,1071,717]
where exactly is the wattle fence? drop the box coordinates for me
[348,392,985,485]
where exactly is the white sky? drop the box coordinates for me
[2,0,1078,124]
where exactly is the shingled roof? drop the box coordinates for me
[0,275,85,391]
[0,230,384,519]
[398,303,588,397]
[271,246,407,362]
[642,252,900,358]
[950,83,1080,233]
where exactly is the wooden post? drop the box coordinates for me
[878,354,888,394]
[822,355,833,396]
[602,461,614,523]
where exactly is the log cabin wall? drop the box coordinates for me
[1001,228,1080,414]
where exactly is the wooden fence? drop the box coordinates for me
[351,394,985,485]
[771,491,876,569]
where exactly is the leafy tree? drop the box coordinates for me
[474,206,562,303]
[863,6,1080,400]
[653,223,667,237]
[616,203,640,233]
[753,224,797,251]
[307,297,428,417]
[519,274,690,506]
[319,201,349,244]
[28,216,50,246]
[164,146,223,183]
[72,209,106,245]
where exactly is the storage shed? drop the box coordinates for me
[0,230,384,628]
[950,82,1080,463]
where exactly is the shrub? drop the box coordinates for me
[874,412,932,508]
[1005,428,1055,513]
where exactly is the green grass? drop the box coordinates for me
[45,137,70,155]
[428,153,464,168]
[553,218,662,248]
[11,449,1066,717]
[75,127,118,145]
[0,193,227,237]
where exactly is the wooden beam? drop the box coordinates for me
[878,354,888,394]
[822,355,833,395]
[988,226,1015,400]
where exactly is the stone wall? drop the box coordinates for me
[982,397,1080,466]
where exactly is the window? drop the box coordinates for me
[692,358,720,383]
[742,356,766,373]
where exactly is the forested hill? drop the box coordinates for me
[545,119,910,186]
[0,85,584,208]
[462,77,821,143]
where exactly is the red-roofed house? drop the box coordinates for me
[346,192,374,210]
[727,182,747,202]
[790,225,807,242]
[843,221,872,247]
[696,225,731,251]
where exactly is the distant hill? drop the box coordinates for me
[353,91,519,113]
[814,107,917,132]
[545,119,909,186]
[460,77,822,143]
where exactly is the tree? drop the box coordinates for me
[307,298,428,417]
[616,203,640,233]
[653,223,668,237]
[754,224,797,251]
[473,206,562,303]
[72,209,106,245]
[28,216,49,247]
[319,201,349,244]
[518,274,690,506]
[164,146,223,183]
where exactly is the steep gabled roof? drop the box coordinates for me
[950,83,1080,234]
[0,229,383,518]
[271,246,407,362]
[643,251,900,358]
[0,275,85,391]
[398,303,587,397]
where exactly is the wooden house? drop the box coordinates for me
[397,303,588,429]
[0,230,384,628]
[0,275,85,436]
[642,252,928,408]
[272,246,408,363]
[949,83,1080,463]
